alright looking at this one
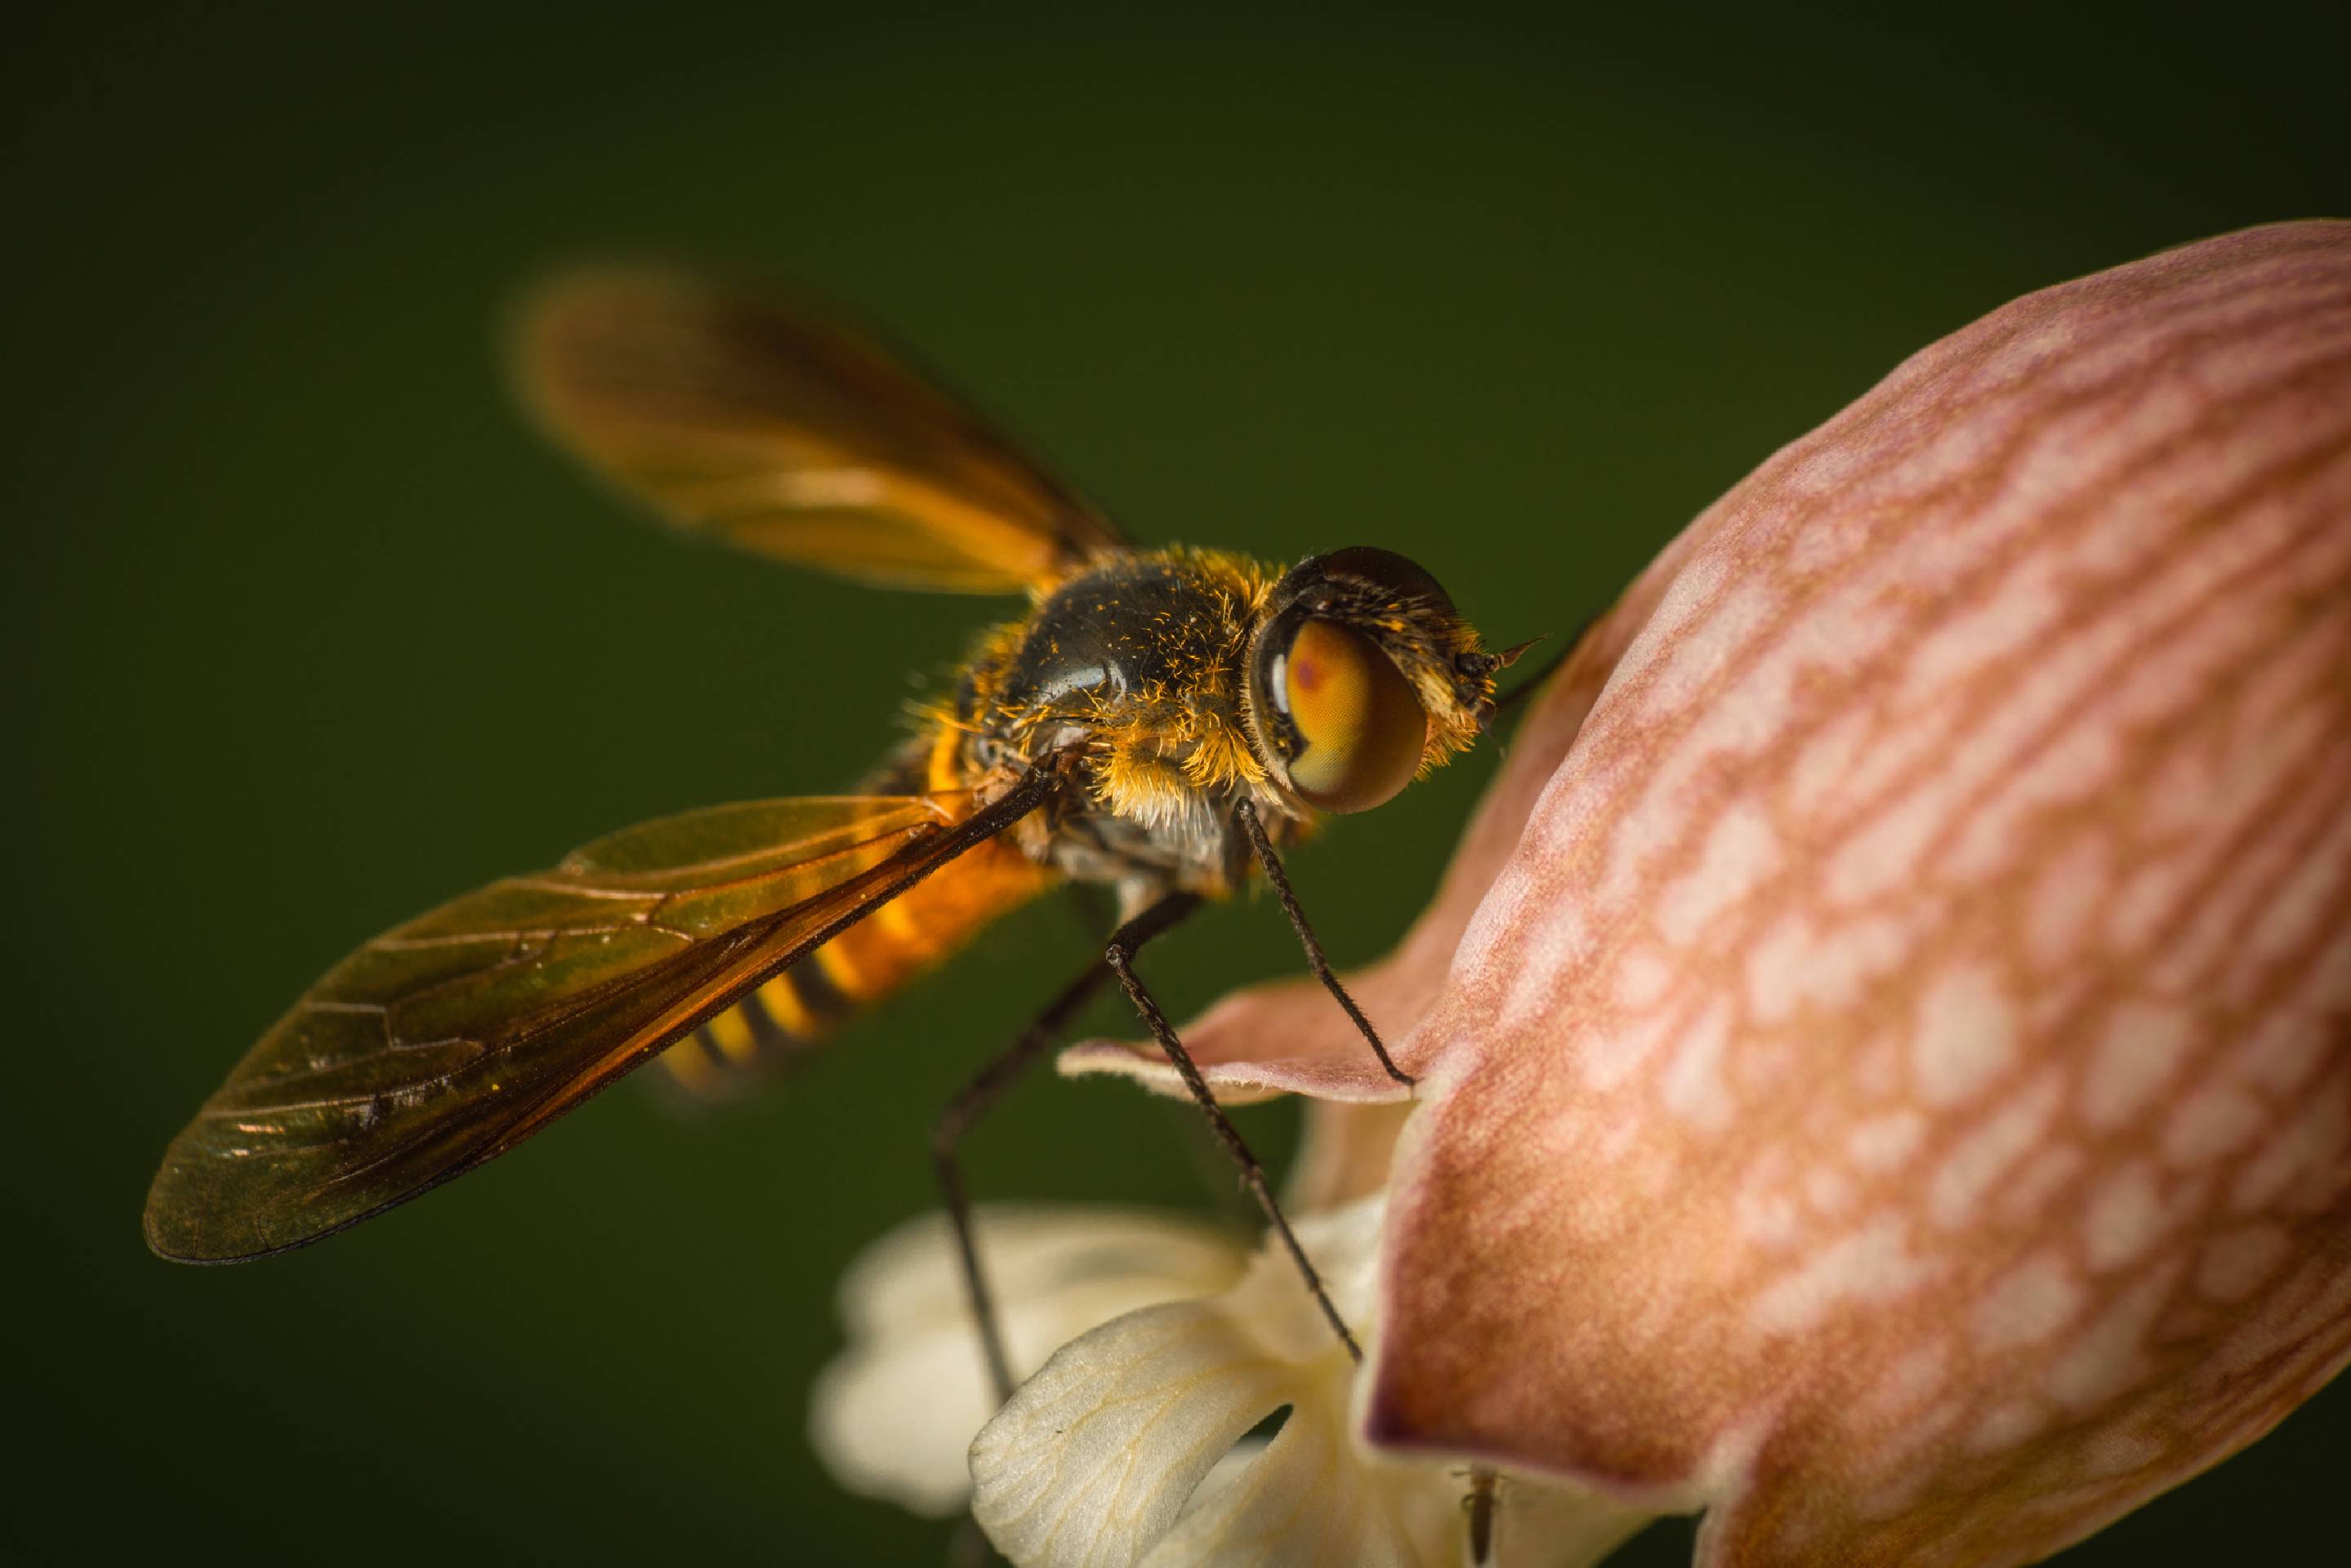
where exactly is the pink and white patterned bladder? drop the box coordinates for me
[1074,220,2351,1566]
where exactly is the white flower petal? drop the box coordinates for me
[972,1297,1306,1566]
[970,1194,1653,1567]
[812,1205,1246,1517]
[1136,1355,1435,1568]
[973,1199,1416,1566]
[1207,1196,1387,1360]
[1176,1437,1269,1521]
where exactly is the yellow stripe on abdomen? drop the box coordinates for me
[656,833,1053,1102]
[753,972,818,1036]
[703,1005,757,1066]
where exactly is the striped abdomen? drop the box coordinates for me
[656,832,1052,1100]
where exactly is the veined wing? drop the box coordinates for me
[145,790,1040,1262]
[513,270,1126,592]
[656,826,1055,1102]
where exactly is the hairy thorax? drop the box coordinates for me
[939,548,1304,903]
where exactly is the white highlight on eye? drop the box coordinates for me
[1930,1069,2063,1229]
[1655,803,1782,946]
[1748,1215,1932,1334]
[1913,965,2018,1107]
[2082,1001,2196,1130]
[1974,1250,2081,1351]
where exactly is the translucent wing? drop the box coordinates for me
[656,829,1055,1102]
[514,270,1126,592]
[145,791,1042,1262]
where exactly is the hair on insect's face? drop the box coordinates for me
[1242,546,1500,814]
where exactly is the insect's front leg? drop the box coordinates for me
[1233,798,1416,1087]
[1104,900,1366,1364]
[930,891,1202,1401]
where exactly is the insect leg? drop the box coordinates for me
[932,969,1101,1402]
[934,892,1202,1401]
[1465,1466,1499,1563]
[1233,798,1415,1087]
[1104,906,1366,1364]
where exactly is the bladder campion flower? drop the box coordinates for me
[1054,221,2351,1566]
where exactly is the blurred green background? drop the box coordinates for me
[11,2,2346,1562]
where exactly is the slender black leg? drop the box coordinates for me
[1233,799,1415,1088]
[931,892,1202,1403]
[1465,1466,1499,1563]
[1104,905,1366,1365]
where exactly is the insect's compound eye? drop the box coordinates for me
[1264,617,1429,813]
[1313,546,1455,612]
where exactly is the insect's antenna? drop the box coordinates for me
[1492,632,1550,668]
[1488,611,1598,723]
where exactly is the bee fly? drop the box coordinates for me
[143,271,1528,1395]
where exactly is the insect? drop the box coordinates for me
[143,270,1524,1389]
